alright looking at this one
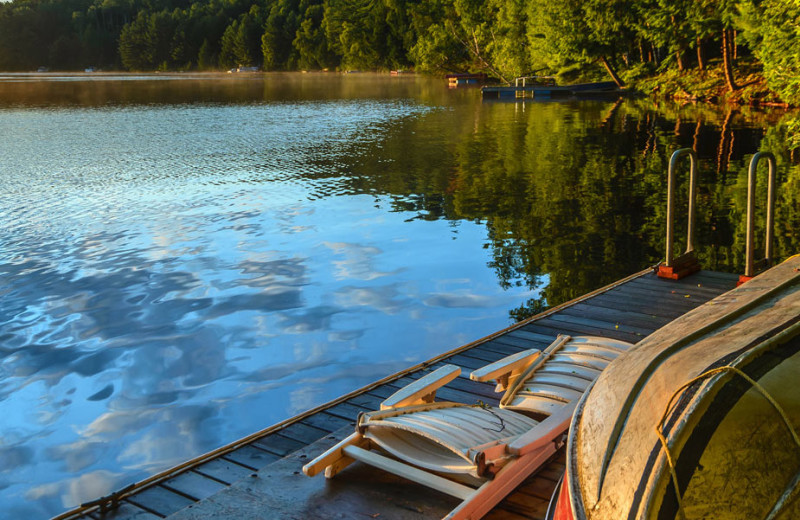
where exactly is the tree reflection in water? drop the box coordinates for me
[321,97,800,319]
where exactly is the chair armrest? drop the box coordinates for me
[302,432,366,477]
[469,349,541,392]
[507,399,578,455]
[380,364,461,410]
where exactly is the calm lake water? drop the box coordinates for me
[1,73,798,518]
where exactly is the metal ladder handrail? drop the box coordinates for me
[665,148,698,267]
[744,152,777,278]
[514,76,556,87]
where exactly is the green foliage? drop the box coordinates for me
[197,38,217,69]
[740,0,800,105]
[261,0,300,70]
[324,0,397,70]
[293,3,331,69]
[526,0,590,72]
[218,6,264,69]
[0,0,798,103]
[406,0,462,72]
[787,118,800,151]
[486,0,527,77]
[119,13,155,70]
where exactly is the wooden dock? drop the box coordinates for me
[446,73,488,86]
[55,268,739,520]
[481,81,618,99]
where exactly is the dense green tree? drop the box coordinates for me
[324,0,382,70]
[119,12,156,69]
[382,0,413,68]
[0,4,37,70]
[741,0,800,105]
[219,19,240,68]
[702,0,742,91]
[0,0,799,106]
[636,0,694,71]
[580,0,635,85]
[406,0,525,79]
[406,0,464,72]
[487,0,528,78]
[235,6,265,67]
[526,0,623,83]
[197,38,217,69]
[293,2,332,69]
[118,10,175,70]
[262,0,300,70]
[150,10,177,69]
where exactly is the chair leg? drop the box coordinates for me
[342,445,475,499]
[444,442,558,520]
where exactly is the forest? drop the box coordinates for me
[0,0,798,104]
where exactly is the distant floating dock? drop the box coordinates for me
[481,80,618,99]
[55,267,739,520]
[446,73,488,87]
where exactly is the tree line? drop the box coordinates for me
[0,0,798,103]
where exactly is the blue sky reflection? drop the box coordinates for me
[0,96,542,517]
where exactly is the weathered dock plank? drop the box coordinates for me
[170,429,460,520]
[491,332,550,350]
[588,295,694,320]
[520,320,641,344]
[324,401,370,421]
[162,472,228,502]
[220,446,278,470]
[296,410,354,433]
[57,269,738,520]
[559,303,672,329]
[193,459,255,485]
[86,503,159,520]
[252,433,308,457]
[125,486,195,517]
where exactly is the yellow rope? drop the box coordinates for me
[655,365,800,520]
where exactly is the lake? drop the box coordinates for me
[0,73,797,518]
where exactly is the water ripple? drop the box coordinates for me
[0,85,535,518]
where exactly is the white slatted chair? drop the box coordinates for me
[302,335,633,519]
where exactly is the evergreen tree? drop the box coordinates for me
[119,12,156,70]
[293,2,332,70]
[197,38,217,69]
[406,0,464,72]
[262,0,299,70]
[741,0,800,104]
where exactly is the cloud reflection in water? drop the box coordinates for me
[0,95,540,518]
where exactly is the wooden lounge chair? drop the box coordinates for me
[302,335,633,519]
